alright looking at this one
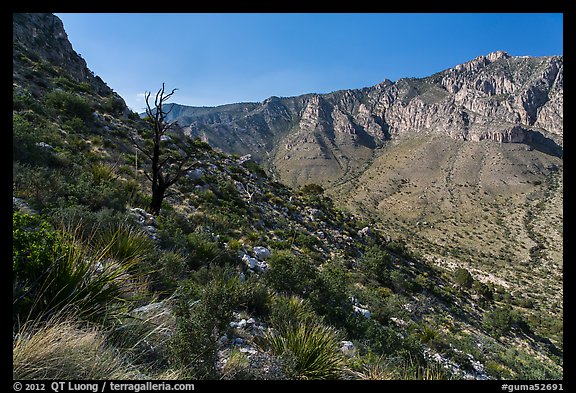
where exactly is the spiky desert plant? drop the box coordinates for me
[93,222,155,266]
[268,294,318,330]
[263,320,346,380]
[15,222,141,325]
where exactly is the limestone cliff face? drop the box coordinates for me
[168,51,562,188]
[135,50,565,189]
[365,51,563,147]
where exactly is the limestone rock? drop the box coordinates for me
[253,246,271,260]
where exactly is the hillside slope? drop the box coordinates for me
[12,13,562,381]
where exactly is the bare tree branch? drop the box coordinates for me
[136,83,198,215]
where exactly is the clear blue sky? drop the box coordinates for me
[54,13,563,112]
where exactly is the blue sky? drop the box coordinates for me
[54,13,563,112]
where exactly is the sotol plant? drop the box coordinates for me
[263,320,346,380]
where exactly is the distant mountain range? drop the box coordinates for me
[160,50,562,189]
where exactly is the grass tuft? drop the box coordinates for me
[13,316,139,380]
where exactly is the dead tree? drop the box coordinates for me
[131,83,197,215]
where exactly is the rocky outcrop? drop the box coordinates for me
[13,13,112,96]
[371,51,563,146]
[13,13,130,116]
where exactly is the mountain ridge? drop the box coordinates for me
[162,50,562,187]
[12,13,563,381]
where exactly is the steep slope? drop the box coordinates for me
[12,13,562,381]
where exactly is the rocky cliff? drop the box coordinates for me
[12,13,128,111]
[165,50,562,188]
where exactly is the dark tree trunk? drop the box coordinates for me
[149,187,165,216]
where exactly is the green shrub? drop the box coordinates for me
[156,251,187,288]
[13,89,40,112]
[184,232,237,270]
[62,116,87,133]
[472,280,494,301]
[242,161,267,178]
[390,270,408,294]
[358,245,392,285]
[309,262,352,326]
[45,90,93,121]
[168,270,242,378]
[13,212,59,284]
[483,306,513,336]
[13,114,50,165]
[264,251,319,297]
[101,96,126,115]
[453,267,474,289]
[52,76,92,93]
[300,183,324,196]
[263,320,345,379]
[240,277,272,317]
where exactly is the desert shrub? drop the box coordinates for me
[263,320,345,380]
[358,245,392,285]
[52,76,92,93]
[309,262,352,326]
[62,116,87,133]
[101,96,126,115]
[168,271,242,378]
[453,267,474,289]
[184,231,238,270]
[300,183,324,196]
[45,90,93,121]
[13,212,59,284]
[242,160,267,178]
[154,250,188,290]
[483,306,513,336]
[62,168,130,212]
[264,251,319,297]
[472,280,494,301]
[13,89,40,112]
[240,277,272,317]
[13,114,51,165]
[389,270,408,294]
[294,231,320,250]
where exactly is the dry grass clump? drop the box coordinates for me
[13,317,139,380]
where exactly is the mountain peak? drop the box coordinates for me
[485,50,511,61]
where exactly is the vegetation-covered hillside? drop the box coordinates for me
[12,13,562,381]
